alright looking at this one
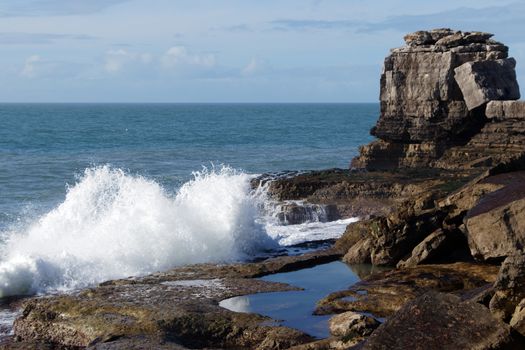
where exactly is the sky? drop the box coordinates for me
[0,0,524,102]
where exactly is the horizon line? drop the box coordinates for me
[0,101,379,104]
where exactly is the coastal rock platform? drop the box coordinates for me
[6,28,525,349]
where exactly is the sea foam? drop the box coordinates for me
[0,166,276,297]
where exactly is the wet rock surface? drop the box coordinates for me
[315,263,498,317]
[8,250,348,349]
[260,167,477,219]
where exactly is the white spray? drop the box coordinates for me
[0,166,276,297]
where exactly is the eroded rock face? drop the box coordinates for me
[510,298,525,337]
[361,292,521,350]
[365,29,506,158]
[396,229,449,268]
[489,252,525,321]
[352,28,525,170]
[487,100,525,119]
[464,173,525,261]
[454,58,520,110]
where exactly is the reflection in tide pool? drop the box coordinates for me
[220,261,375,339]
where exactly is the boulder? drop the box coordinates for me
[510,298,525,337]
[369,207,446,266]
[403,30,434,46]
[328,311,380,339]
[397,229,448,268]
[343,238,372,264]
[435,31,494,48]
[465,185,525,261]
[454,58,520,110]
[489,252,525,321]
[486,100,525,119]
[361,292,520,350]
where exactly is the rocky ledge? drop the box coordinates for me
[3,250,341,349]
[5,28,525,349]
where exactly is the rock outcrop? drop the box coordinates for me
[315,262,498,317]
[328,311,380,346]
[360,292,523,350]
[352,29,522,170]
[465,185,525,261]
[489,252,525,321]
[454,58,520,110]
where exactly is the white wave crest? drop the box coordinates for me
[0,166,276,297]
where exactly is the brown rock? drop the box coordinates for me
[396,229,448,268]
[510,298,525,337]
[404,30,434,46]
[489,252,525,321]
[328,311,380,338]
[12,251,353,348]
[370,207,446,266]
[316,263,498,318]
[376,36,506,144]
[361,292,520,350]
[454,58,520,110]
[429,28,458,42]
[343,238,372,264]
[465,185,525,261]
[351,29,525,171]
[486,100,525,119]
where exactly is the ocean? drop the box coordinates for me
[0,103,377,297]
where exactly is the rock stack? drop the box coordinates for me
[352,29,523,170]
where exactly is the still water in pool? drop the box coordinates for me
[220,261,383,338]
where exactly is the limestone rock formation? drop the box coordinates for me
[510,298,525,337]
[489,252,525,321]
[316,263,498,318]
[486,100,525,119]
[464,173,525,261]
[396,229,449,268]
[328,311,380,347]
[352,28,523,170]
[361,292,522,350]
[454,58,520,110]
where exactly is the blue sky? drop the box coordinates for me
[1,0,524,102]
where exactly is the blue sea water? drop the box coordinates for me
[0,103,378,298]
[0,103,377,230]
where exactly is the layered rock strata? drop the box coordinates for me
[352,29,522,170]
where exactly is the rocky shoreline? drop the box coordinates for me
[5,28,525,349]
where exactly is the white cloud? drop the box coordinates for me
[242,58,261,76]
[20,55,41,78]
[161,46,216,69]
[104,49,152,73]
